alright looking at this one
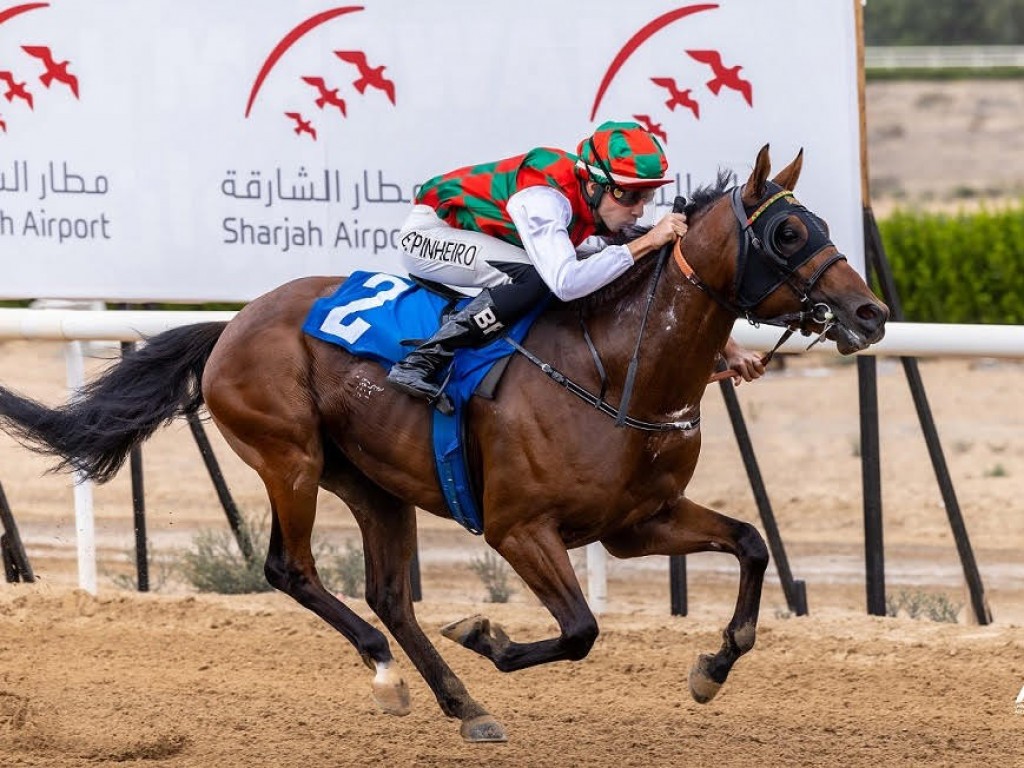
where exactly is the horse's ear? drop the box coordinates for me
[772,148,804,191]
[743,143,771,203]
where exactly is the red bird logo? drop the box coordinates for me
[649,77,700,119]
[21,46,79,98]
[284,111,317,140]
[334,50,396,105]
[301,75,347,117]
[0,71,33,109]
[632,113,667,143]
[686,49,753,107]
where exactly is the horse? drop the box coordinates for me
[0,145,887,742]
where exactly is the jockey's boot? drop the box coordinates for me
[386,289,503,402]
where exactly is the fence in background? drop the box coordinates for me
[866,45,1024,69]
[2,308,1023,356]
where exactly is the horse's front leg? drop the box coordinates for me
[603,497,769,703]
[442,523,599,672]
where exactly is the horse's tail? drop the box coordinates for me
[0,321,228,484]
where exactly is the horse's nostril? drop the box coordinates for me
[856,302,886,326]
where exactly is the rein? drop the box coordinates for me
[673,238,797,372]
[503,334,700,432]
[612,197,683,427]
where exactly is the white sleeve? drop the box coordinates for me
[575,235,610,259]
[506,186,633,302]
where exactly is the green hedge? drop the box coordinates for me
[878,203,1024,323]
[864,0,1024,46]
[867,67,1024,82]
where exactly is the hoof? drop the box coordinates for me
[460,715,507,743]
[688,653,723,704]
[441,614,487,645]
[372,662,411,716]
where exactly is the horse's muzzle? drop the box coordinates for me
[828,299,889,354]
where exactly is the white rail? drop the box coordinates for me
[866,45,1024,69]
[0,308,237,341]
[732,321,1024,358]
[1,309,1021,358]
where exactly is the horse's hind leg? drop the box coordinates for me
[264,472,412,714]
[603,497,769,703]
[328,469,505,742]
[442,523,599,672]
[212,415,407,715]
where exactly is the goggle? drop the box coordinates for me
[608,185,657,207]
[587,138,658,208]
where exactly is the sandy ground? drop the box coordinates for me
[867,79,1024,210]
[0,340,1022,767]
[1,80,1024,765]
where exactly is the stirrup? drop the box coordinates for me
[431,392,454,417]
[429,367,455,416]
[387,362,455,415]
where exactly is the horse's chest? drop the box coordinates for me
[638,430,700,476]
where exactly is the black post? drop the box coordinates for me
[129,444,149,591]
[186,412,254,562]
[858,354,886,616]
[897,358,991,624]
[858,217,887,616]
[121,340,150,592]
[863,208,991,624]
[669,555,687,616]
[0,480,34,582]
[1,535,17,582]
[718,377,808,616]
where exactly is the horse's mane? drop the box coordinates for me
[684,169,735,222]
[571,169,735,311]
[569,248,661,310]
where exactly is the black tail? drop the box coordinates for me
[0,322,228,483]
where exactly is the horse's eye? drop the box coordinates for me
[778,227,800,245]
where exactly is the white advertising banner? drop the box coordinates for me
[0,0,863,302]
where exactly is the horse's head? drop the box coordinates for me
[685,145,888,354]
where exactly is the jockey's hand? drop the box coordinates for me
[723,336,766,386]
[628,212,687,260]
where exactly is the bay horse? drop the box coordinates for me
[0,146,887,742]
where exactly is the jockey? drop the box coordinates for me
[387,120,762,402]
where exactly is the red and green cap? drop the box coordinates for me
[576,120,671,188]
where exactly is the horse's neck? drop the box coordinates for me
[583,259,735,417]
[646,268,736,408]
[649,222,743,407]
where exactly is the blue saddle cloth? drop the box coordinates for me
[302,271,544,534]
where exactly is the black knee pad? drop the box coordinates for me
[488,263,550,323]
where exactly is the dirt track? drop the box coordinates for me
[0,342,1022,766]
[2,79,1024,765]
[1,588,1022,768]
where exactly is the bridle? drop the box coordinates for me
[673,181,848,362]
[505,185,849,431]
